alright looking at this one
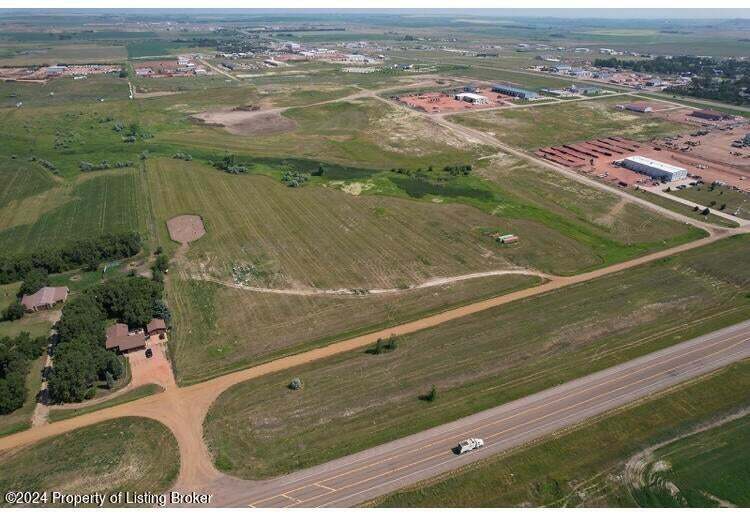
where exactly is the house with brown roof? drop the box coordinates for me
[105,322,146,353]
[147,318,167,337]
[21,286,69,312]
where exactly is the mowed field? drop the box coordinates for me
[147,158,525,289]
[203,235,750,479]
[0,417,180,502]
[448,95,691,150]
[0,165,150,254]
[146,156,704,382]
[375,361,750,507]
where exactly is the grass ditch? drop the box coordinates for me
[372,360,750,507]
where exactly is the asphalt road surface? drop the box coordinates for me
[216,319,750,507]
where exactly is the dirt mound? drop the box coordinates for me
[167,214,206,244]
[192,108,297,136]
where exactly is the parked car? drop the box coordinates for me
[145,348,153,358]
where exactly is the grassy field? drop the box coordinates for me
[169,274,540,385]
[0,355,45,437]
[48,384,164,422]
[632,188,739,228]
[148,158,525,288]
[0,417,179,502]
[672,185,750,220]
[160,97,488,170]
[147,156,701,382]
[203,235,750,479]
[0,168,151,254]
[373,361,750,507]
[0,43,126,66]
[448,95,690,150]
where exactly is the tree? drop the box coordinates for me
[105,371,115,390]
[702,208,711,216]
[153,254,169,274]
[19,269,49,296]
[3,301,25,321]
[420,385,438,402]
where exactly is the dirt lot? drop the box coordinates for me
[193,108,297,136]
[397,88,511,114]
[540,133,750,192]
[167,214,206,243]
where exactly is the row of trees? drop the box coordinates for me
[0,232,141,285]
[48,275,167,403]
[0,333,47,414]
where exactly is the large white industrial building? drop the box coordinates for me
[621,156,688,182]
[454,92,489,104]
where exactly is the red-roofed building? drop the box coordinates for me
[105,322,146,353]
[147,318,167,336]
[21,286,69,312]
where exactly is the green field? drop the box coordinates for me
[203,235,750,479]
[0,168,150,254]
[672,185,750,220]
[0,43,126,66]
[0,417,179,502]
[374,361,750,507]
[160,97,488,170]
[448,95,690,150]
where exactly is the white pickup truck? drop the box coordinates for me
[456,438,484,454]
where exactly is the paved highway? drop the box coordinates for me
[213,319,750,507]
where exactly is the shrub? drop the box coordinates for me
[288,377,303,390]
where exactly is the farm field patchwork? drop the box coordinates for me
[448,95,691,150]
[203,235,750,479]
[374,361,750,507]
[0,417,180,501]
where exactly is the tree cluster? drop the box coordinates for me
[79,160,134,172]
[443,164,472,176]
[48,275,166,403]
[0,333,46,415]
[212,154,248,174]
[281,168,309,187]
[0,232,141,285]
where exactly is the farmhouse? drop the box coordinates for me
[21,286,69,312]
[105,323,146,353]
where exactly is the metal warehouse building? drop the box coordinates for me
[622,156,688,182]
[454,92,489,104]
[491,84,539,100]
